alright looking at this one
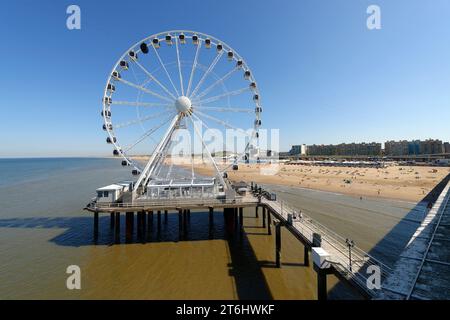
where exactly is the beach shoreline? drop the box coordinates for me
[182,162,450,202]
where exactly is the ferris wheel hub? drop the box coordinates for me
[174,96,193,115]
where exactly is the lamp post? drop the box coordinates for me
[346,238,355,272]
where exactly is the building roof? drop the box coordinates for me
[96,184,124,191]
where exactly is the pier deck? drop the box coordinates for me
[260,197,391,298]
[378,180,450,300]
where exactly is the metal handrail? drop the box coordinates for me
[261,195,392,295]
[88,197,258,209]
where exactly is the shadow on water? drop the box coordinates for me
[0,210,273,300]
[328,173,450,298]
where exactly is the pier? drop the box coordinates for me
[84,169,450,300]
[377,178,450,299]
[85,181,395,299]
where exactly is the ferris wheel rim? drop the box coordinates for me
[102,30,262,179]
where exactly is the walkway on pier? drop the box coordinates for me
[378,180,450,300]
[260,197,392,298]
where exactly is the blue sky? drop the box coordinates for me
[1,0,449,157]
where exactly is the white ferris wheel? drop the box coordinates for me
[101,30,262,198]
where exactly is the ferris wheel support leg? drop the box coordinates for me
[133,114,181,194]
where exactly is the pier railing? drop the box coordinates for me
[261,197,392,297]
[87,196,258,210]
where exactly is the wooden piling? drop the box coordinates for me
[267,209,272,235]
[255,206,259,218]
[164,210,168,223]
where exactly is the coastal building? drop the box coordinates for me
[385,139,444,156]
[306,142,381,156]
[444,142,450,154]
[289,144,307,156]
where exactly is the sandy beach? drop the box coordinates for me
[186,162,450,202]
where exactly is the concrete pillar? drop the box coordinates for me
[304,246,310,267]
[262,207,266,228]
[126,212,134,243]
[157,211,161,227]
[138,212,144,241]
[114,212,120,244]
[110,212,115,229]
[275,221,281,268]
[93,211,99,241]
[224,207,235,235]
[239,207,243,228]
[209,207,214,225]
[141,211,146,242]
[148,211,153,231]
[316,267,328,301]
[267,210,272,235]
[183,209,188,228]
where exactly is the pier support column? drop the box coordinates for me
[141,211,146,243]
[157,211,161,227]
[304,246,310,267]
[234,208,238,230]
[147,211,153,241]
[239,207,243,228]
[314,266,329,301]
[267,210,272,235]
[110,212,115,229]
[187,209,191,221]
[255,206,259,218]
[93,211,99,242]
[224,207,235,235]
[126,212,134,243]
[178,209,183,236]
[114,212,120,244]
[209,207,214,225]
[164,210,168,224]
[262,207,266,228]
[275,221,282,268]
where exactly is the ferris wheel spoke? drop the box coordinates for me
[192,113,253,170]
[194,106,253,113]
[189,51,224,99]
[175,37,184,96]
[111,100,173,108]
[116,78,174,103]
[186,41,202,97]
[194,111,254,139]
[114,109,172,129]
[152,45,180,97]
[133,59,178,100]
[187,116,226,187]
[191,67,239,101]
[123,114,175,153]
[192,87,250,105]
